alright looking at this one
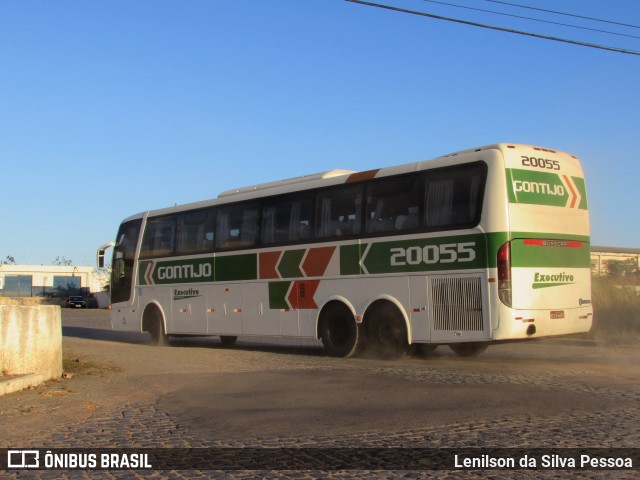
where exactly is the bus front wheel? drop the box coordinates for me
[319,302,361,358]
[144,306,168,346]
[449,342,488,357]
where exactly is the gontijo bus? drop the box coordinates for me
[97,143,592,357]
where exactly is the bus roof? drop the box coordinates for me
[121,143,577,223]
[217,169,356,198]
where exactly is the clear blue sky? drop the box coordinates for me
[1,0,639,266]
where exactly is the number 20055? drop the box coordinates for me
[390,242,476,266]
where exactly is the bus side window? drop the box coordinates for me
[262,206,277,244]
[262,196,314,245]
[217,203,259,249]
[176,208,216,255]
[424,163,486,229]
[366,175,421,234]
[240,208,259,245]
[426,177,453,227]
[394,207,419,230]
[316,185,363,239]
[291,199,313,242]
[141,216,177,258]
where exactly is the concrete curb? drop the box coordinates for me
[0,373,46,396]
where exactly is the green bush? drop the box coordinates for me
[591,276,640,338]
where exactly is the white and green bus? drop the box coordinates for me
[98,143,592,357]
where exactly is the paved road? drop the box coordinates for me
[1,309,639,478]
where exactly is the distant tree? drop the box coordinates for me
[53,256,73,266]
[607,258,637,277]
[1,255,16,264]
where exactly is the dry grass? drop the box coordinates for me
[591,276,640,339]
[62,354,123,376]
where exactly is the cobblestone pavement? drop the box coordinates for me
[1,310,639,479]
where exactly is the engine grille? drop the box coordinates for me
[431,276,484,331]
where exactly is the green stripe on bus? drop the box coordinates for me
[278,249,305,278]
[138,260,152,286]
[215,254,257,282]
[340,244,364,276]
[138,231,591,286]
[268,281,291,309]
[506,168,587,210]
[147,258,215,285]
[362,233,488,274]
[573,176,588,210]
[486,232,589,268]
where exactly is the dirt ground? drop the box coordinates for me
[1,309,639,477]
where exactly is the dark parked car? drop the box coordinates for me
[68,296,87,308]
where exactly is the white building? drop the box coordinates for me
[0,264,108,300]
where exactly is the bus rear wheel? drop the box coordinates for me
[319,302,361,358]
[366,303,408,360]
[449,342,488,357]
[413,343,438,358]
[220,335,237,346]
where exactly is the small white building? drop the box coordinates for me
[0,264,108,300]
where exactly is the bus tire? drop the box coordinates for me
[449,342,488,357]
[319,302,361,358]
[220,335,237,346]
[144,305,168,346]
[366,302,408,360]
[413,343,438,357]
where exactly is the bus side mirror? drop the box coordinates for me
[97,242,116,269]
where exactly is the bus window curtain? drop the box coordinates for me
[426,179,454,227]
[216,213,230,248]
[262,206,276,244]
[317,197,332,238]
[241,209,259,245]
[288,202,301,241]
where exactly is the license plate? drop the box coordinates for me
[550,311,564,319]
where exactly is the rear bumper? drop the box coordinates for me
[493,304,593,340]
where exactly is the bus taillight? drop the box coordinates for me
[497,241,512,307]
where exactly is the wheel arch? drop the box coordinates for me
[141,300,167,334]
[315,295,358,340]
[362,295,412,345]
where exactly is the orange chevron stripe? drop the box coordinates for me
[259,251,281,279]
[346,169,380,183]
[302,246,336,277]
[563,175,578,208]
[288,280,320,309]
